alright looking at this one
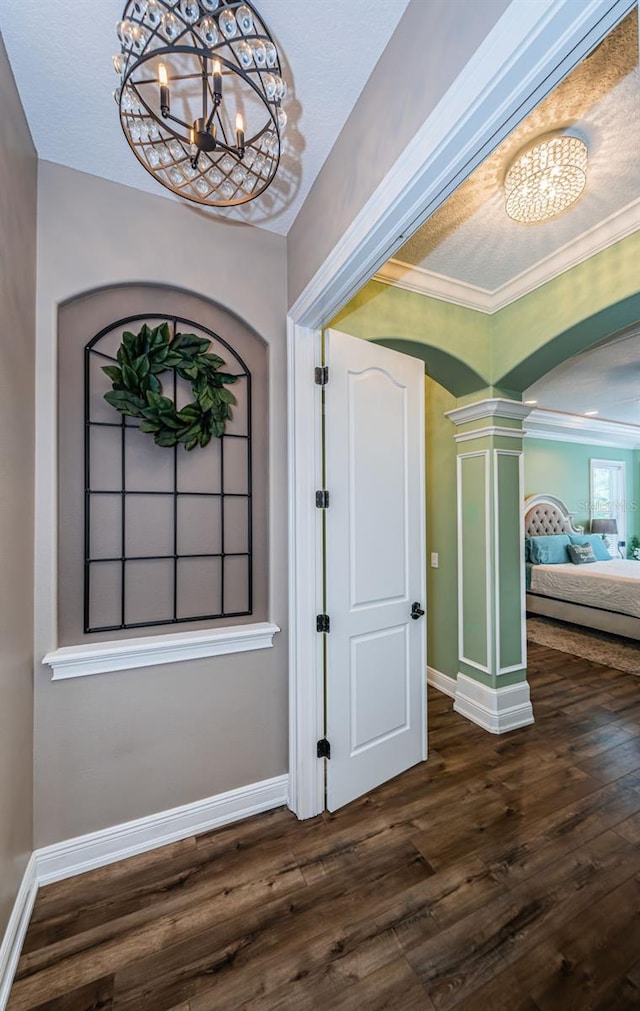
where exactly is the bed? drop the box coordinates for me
[524,494,640,641]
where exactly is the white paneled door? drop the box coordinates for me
[324,329,426,811]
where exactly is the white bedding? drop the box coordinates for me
[529,559,640,619]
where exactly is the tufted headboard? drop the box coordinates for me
[523,494,583,537]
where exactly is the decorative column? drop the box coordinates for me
[445,398,534,734]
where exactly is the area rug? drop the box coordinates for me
[527,616,640,675]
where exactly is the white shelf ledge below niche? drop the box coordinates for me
[43,622,280,680]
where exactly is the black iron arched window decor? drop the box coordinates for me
[84,313,252,633]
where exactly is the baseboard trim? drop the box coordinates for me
[453,672,534,734]
[1,776,289,1004]
[0,854,38,1011]
[36,774,289,886]
[427,666,457,699]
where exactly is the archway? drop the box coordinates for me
[372,337,487,398]
[496,293,640,392]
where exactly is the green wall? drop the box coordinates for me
[524,439,640,545]
[459,454,489,668]
[334,233,639,398]
[493,233,640,389]
[332,233,639,685]
[332,281,491,392]
[425,377,458,678]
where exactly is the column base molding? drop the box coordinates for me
[453,672,534,734]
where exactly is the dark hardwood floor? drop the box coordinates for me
[9,642,640,1010]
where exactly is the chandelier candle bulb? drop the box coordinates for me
[158,62,169,117]
[213,60,222,101]
[236,114,245,157]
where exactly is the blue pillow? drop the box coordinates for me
[569,534,612,561]
[526,534,571,565]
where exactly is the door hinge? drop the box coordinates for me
[315,365,329,385]
[317,737,331,759]
[315,489,330,509]
[316,613,330,633]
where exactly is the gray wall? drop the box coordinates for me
[34,163,288,846]
[25,0,509,851]
[0,35,36,934]
[287,0,510,306]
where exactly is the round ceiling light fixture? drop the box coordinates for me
[504,134,588,224]
[113,0,287,208]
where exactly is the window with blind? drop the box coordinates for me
[590,458,627,550]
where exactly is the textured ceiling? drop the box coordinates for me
[524,328,640,427]
[393,10,640,430]
[397,12,640,291]
[0,0,411,235]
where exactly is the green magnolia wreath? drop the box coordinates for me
[102,322,238,450]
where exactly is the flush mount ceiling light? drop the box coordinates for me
[504,134,588,224]
[113,0,287,207]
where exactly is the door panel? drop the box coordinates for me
[324,329,426,812]
[349,368,408,605]
[350,625,409,753]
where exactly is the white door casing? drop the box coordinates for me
[324,330,426,811]
[286,0,634,820]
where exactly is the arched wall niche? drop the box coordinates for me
[57,282,269,646]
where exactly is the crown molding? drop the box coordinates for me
[374,200,640,314]
[373,259,495,312]
[446,398,533,426]
[490,200,640,310]
[525,408,640,450]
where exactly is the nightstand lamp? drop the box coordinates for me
[590,518,619,555]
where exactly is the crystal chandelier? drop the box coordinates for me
[504,134,588,224]
[113,0,287,207]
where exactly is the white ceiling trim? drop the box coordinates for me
[375,199,640,314]
[373,259,495,312]
[525,408,640,450]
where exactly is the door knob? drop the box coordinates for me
[411,601,425,620]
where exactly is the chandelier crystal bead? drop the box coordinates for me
[146,1,163,26]
[237,40,252,68]
[218,8,237,37]
[180,0,200,24]
[504,134,588,224]
[114,0,285,207]
[197,16,219,46]
[237,5,253,33]
[251,39,266,67]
